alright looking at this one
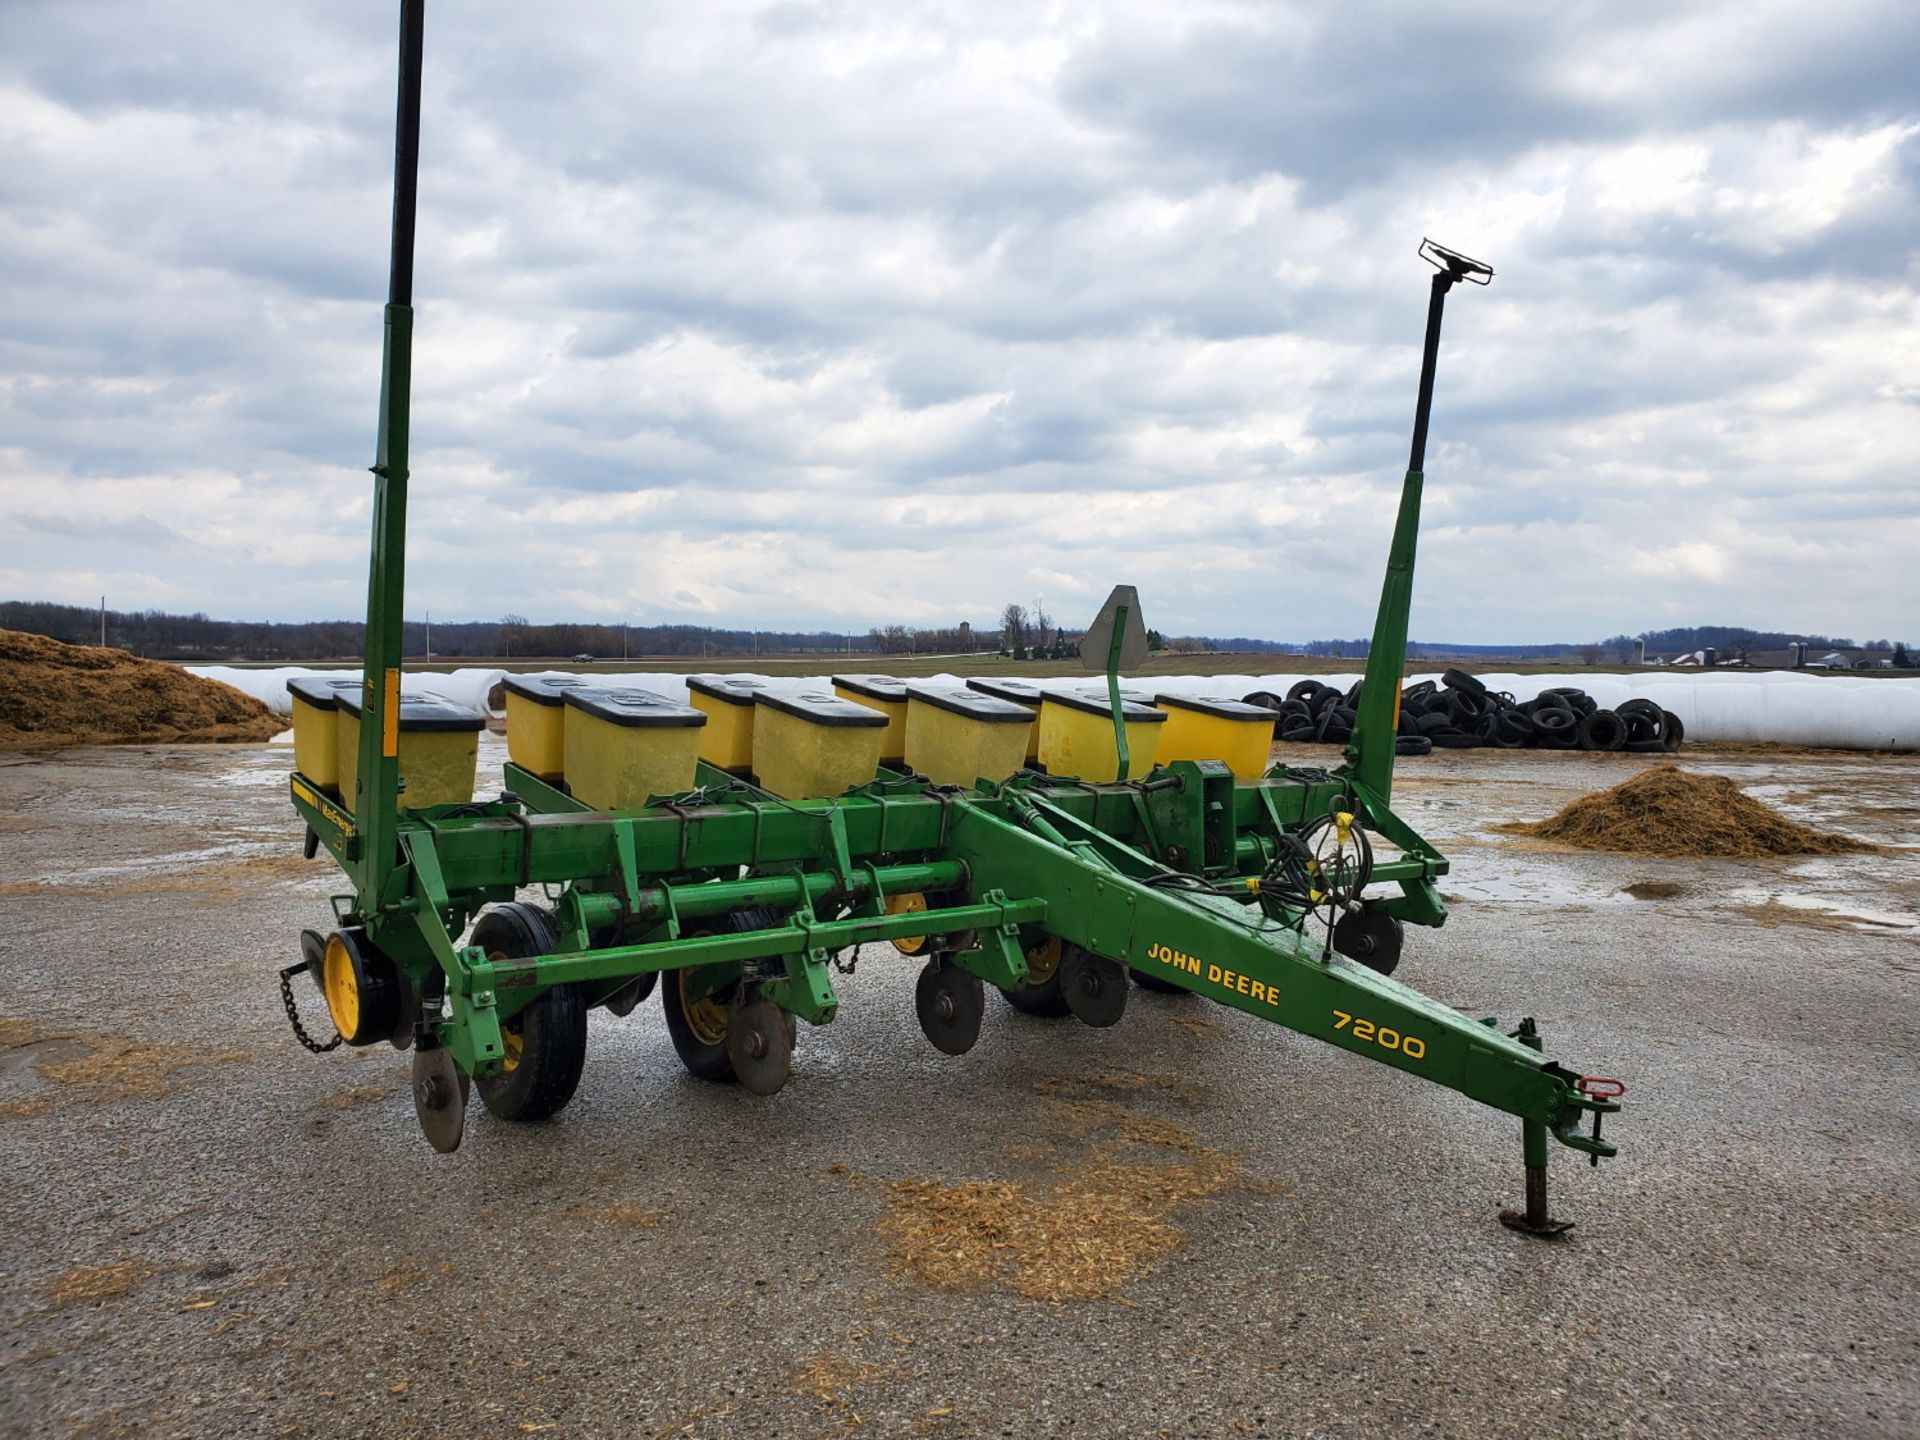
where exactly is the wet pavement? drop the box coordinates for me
[0,739,1916,1438]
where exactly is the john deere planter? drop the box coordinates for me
[282,1,1624,1237]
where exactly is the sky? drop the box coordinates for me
[2,1,1917,645]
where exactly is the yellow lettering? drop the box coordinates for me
[1207,964,1223,983]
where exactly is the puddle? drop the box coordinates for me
[1439,858,1618,907]
[1736,892,1919,933]
[1621,880,1690,901]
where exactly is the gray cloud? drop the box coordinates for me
[1,0,1916,642]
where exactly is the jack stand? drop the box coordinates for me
[1498,1020,1573,1238]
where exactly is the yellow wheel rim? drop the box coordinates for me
[887,892,930,955]
[1022,936,1062,986]
[679,970,730,1047]
[321,934,361,1040]
[482,944,527,1072]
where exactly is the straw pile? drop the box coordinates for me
[1515,765,1867,858]
[870,1090,1267,1303]
[0,629,280,748]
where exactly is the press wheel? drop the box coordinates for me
[915,958,985,1056]
[726,991,795,1097]
[998,936,1071,1019]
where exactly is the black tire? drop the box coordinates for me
[1446,690,1487,723]
[1416,712,1458,737]
[1442,668,1486,696]
[1543,687,1597,718]
[1494,708,1536,743]
[1578,709,1627,752]
[660,907,780,1083]
[662,966,740,1082]
[1660,710,1685,752]
[1432,732,1482,748]
[1395,735,1433,756]
[1402,680,1437,705]
[1000,971,1070,1017]
[1000,937,1072,1018]
[469,905,587,1123]
[1242,690,1285,710]
[1531,705,1575,736]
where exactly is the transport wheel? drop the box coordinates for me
[1061,944,1128,1028]
[999,936,1071,1018]
[915,958,986,1055]
[1129,967,1190,995]
[1333,909,1404,977]
[320,929,401,1047]
[726,990,795,1096]
[468,904,587,1123]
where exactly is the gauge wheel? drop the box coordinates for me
[470,904,588,1122]
[998,935,1071,1018]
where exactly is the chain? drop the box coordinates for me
[278,962,342,1053]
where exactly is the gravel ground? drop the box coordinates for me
[1,738,1915,1439]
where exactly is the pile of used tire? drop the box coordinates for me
[1243,670,1684,757]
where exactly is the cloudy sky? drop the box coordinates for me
[3,1,1916,644]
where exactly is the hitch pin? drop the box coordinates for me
[1575,1075,1626,1167]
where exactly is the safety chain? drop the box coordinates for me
[277,962,342,1053]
